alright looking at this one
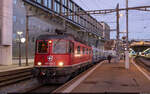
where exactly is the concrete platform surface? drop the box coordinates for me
[0,59,34,72]
[56,59,150,93]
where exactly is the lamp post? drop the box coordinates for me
[17,31,26,66]
[25,9,37,66]
[26,11,29,66]
[17,31,23,66]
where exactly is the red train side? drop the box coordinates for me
[33,34,93,83]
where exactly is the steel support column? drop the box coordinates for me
[125,0,129,69]
[116,4,120,59]
[25,9,29,66]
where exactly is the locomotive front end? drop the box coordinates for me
[33,39,72,83]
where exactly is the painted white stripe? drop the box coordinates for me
[132,59,150,81]
[62,61,104,93]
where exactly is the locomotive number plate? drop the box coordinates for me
[45,62,55,66]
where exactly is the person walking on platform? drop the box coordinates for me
[107,55,112,63]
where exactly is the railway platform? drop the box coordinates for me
[54,59,150,93]
[0,59,34,72]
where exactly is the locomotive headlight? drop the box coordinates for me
[37,62,42,66]
[49,40,52,44]
[58,62,64,67]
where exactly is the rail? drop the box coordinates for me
[0,68,33,87]
[134,56,150,72]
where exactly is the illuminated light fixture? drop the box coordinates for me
[140,41,144,45]
[17,31,23,35]
[21,38,26,43]
[42,44,45,46]
[37,62,42,66]
[49,40,52,43]
[119,13,123,17]
[99,37,101,40]
[75,50,77,54]
[41,72,46,75]
[58,62,64,67]
[74,54,81,57]
[89,33,92,35]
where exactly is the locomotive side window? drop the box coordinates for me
[89,49,91,54]
[69,41,74,53]
[86,48,88,54]
[77,46,80,54]
[53,40,69,54]
[37,41,48,53]
[83,47,85,54]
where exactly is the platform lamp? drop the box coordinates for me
[17,31,26,66]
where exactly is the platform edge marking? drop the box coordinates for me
[62,61,104,93]
[132,59,150,81]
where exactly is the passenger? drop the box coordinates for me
[107,55,112,63]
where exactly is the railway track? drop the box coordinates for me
[0,61,102,93]
[27,66,90,93]
[27,62,98,93]
[134,56,150,72]
[0,68,33,87]
[28,84,61,93]
[27,67,90,93]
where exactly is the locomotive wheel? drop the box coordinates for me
[80,66,85,72]
[78,68,82,73]
[83,66,87,71]
[70,71,78,79]
[86,65,90,69]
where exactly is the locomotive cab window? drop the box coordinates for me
[83,47,85,54]
[53,40,69,54]
[37,41,49,54]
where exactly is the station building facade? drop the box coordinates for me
[101,22,110,40]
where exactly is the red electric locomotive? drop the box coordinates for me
[33,34,93,83]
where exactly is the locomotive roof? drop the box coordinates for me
[37,34,91,47]
[37,34,75,41]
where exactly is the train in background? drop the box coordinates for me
[129,48,150,58]
[32,34,112,83]
[140,48,150,58]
